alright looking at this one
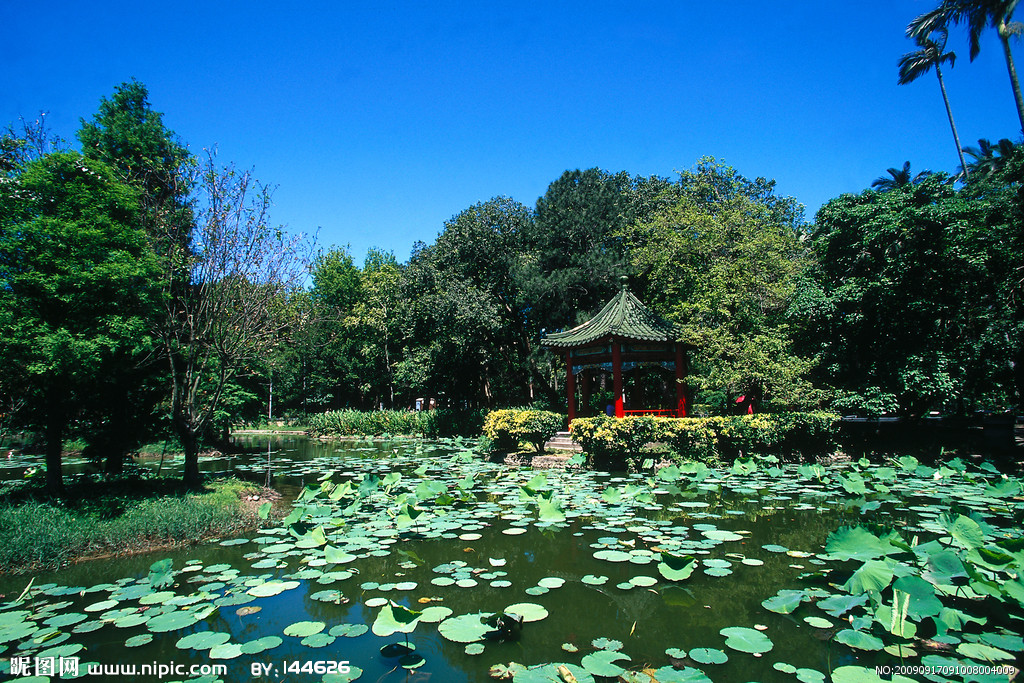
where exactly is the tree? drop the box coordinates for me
[351,250,403,408]
[623,160,816,412]
[78,79,194,235]
[898,29,970,180]
[871,161,932,190]
[522,169,673,332]
[164,151,310,486]
[398,197,534,406]
[76,80,195,472]
[805,173,1017,415]
[0,152,161,493]
[302,247,365,410]
[962,137,1017,177]
[909,0,1024,131]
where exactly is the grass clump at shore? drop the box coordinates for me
[0,476,266,574]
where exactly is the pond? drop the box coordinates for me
[1,436,1022,683]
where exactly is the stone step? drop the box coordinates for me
[544,432,581,452]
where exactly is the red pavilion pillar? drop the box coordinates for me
[675,343,689,417]
[612,341,624,418]
[565,351,576,425]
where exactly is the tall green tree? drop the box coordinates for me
[898,29,970,180]
[398,197,534,406]
[963,137,1017,177]
[303,247,365,410]
[523,168,673,332]
[909,0,1024,131]
[76,80,195,471]
[351,250,403,408]
[0,153,161,493]
[805,173,1018,415]
[78,78,194,235]
[624,160,816,412]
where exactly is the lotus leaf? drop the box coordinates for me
[284,621,326,637]
[658,553,696,581]
[689,647,728,664]
[437,612,492,643]
[504,602,548,622]
[247,580,300,597]
[371,602,421,637]
[834,629,884,651]
[580,650,630,677]
[240,635,282,654]
[720,626,773,654]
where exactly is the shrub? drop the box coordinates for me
[570,416,658,461]
[307,409,426,437]
[482,409,519,449]
[483,409,564,452]
[570,412,840,465]
[658,417,720,463]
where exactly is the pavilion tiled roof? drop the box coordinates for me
[541,281,678,349]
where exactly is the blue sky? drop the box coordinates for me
[4,1,1020,264]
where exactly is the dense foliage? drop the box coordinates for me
[2,69,1022,490]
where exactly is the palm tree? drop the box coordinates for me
[961,137,1017,177]
[872,161,933,190]
[898,29,970,181]
[909,0,1024,132]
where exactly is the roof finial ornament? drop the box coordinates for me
[619,275,629,291]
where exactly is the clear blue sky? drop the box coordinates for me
[4,1,1020,264]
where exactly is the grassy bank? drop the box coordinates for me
[0,477,271,574]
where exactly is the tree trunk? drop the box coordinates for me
[177,419,201,488]
[935,65,969,180]
[999,24,1024,133]
[44,392,64,496]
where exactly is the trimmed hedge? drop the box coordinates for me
[307,408,486,438]
[570,412,840,463]
[483,409,564,453]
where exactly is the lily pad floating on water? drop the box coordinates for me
[658,553,697,581]
[720,626,774,654]
[580,649,630,677]
[581,574,608,586]
[208,642,244,659]
[145,610,198,633]
[438,612,492,643]
[834,629,884,651]
[284,621,326,638]
[177,631,232,650]
[689,647,728,664]
[124,633,153,648]
[247,580,300,598]
[504,603,548,622]
[240,635,282,654]
[329,623,369,638]
[511,663,595,683]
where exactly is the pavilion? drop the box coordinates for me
[541,278,691,424]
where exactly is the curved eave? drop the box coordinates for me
[540,287,679,349]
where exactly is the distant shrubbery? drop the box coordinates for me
[570,412,840,464]
[482,409,564,453]
[307,408,486,438]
